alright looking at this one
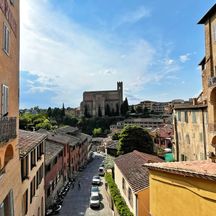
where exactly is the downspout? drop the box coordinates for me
[202,109,207,159]
[135,194,138,216]
[208,19,214,77]
[174,115,179,161]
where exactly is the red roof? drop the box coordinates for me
[115,150,163,193]
[18,130,47,157]
[144,160,216,181]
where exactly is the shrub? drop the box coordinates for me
[105,173,133,216]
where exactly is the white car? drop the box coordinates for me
[91,186,99,196]
[92,176,101,185]
[89,194,100,208]
[98,167,105,176]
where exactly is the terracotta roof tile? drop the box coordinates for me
[18,130,47,157]
[115,150,163,193]
[144,160,216,181]
[45,141,64,165]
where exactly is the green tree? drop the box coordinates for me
[98,106,102,117]
[93,128,103,137]
[47,107,52,117]
[121,98,129,116]
[62,103,65,117]
[130,105,136,113]
[112,132,120,140]
[115,103,119,116]
[105,104,111,116]
[135,105,143,114]
[117,125,154,155]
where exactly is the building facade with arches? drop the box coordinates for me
[0,0,21,215]
[173,4,216,161]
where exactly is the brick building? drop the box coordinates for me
[0,0,20,214]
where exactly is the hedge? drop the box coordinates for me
[105,173,133,216]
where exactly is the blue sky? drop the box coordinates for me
[20,0,215,108]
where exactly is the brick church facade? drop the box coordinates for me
[80,82,123,117]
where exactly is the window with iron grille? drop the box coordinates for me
[1,84,9,117]
[3,24,9,55]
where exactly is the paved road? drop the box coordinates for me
[59,154,113,216]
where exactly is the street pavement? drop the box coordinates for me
[59,153,113,216]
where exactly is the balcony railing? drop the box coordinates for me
[0,117,17,145]
[208,76,216,87]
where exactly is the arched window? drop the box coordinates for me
[4,145,13,166]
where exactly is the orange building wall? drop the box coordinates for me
[137,188,149,216]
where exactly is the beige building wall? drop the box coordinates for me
[199,6,216,153]
[0,0,20,215]
[114,164,136,215]
[173,108,208,161]
[20,151,45,216]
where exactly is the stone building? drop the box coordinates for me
[0,0,20,215]
[173,4,216,161]
[80,82,123,117]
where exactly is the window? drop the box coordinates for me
[3,24,9,54]
[122,178,125,191]
[30,177,36,203]
[53,157,57,165]
[0,190,14,216]
[192,111,196,123]
[177,111,181,121]
[213,24,216,42]
[37,146,40,161]
[1,84,9,117]
[184,111,188,123]
[21,155,29,181]
[39,163,44,184]
[22,190,28,216]
[128,188,133,207]
[181,154,187,161]
[31,149,36,169]
[36,171,39,189]
[45,164,51,173]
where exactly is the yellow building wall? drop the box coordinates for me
[137,188,149,216]
[149,170,216,216]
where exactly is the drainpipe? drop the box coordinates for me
[174,115,179,161]
[202,109,207,159]
[135,194,138,216]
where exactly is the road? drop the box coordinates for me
[59,153,113,216]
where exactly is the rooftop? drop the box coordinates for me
[198,4,216,24]
[144,160,216,181]
[56,126,79,135]
[18,130,47,157]
[115,150,163,193]
[174,103,207,110]
[45,140,64,165]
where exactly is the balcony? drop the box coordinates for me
[0,117,17,145]
[208,76,216,87]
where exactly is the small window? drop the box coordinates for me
[31,149,36,169]
[192,111,197,123]
[1,84,9,117]
[21,155,29,181]
[213,24,216,42]
[30,177,36,203]
[177,111,181,121]
[122,178,125,191]
[128,187,133,207]
[184,111,188,123]
[3,24,9,54]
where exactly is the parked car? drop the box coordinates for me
[91,186,99,196]
[98,167,105,176]
[92,176,101,185]
[89,194,100,208]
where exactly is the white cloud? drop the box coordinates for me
[20,0,180,107]
[179,53,190,63]
[119,6,151,25]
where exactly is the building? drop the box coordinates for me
[110,118,164,132]
[140,101,169,114]
[173,4,216,161]
[80,82,123,117]
[173,102,208,161]
[0,0,20,214]
[114,151,163,216]
[18,130,46,216]
[198,4,216,155]
[145,160,216,216]
[45,140,64,208]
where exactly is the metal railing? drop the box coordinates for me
[0,117,17,145]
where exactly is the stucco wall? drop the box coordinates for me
[137,189,149,216]
[149,170,216,216]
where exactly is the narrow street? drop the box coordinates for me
[59,153,113,216]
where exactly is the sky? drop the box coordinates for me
[20,0,216,108]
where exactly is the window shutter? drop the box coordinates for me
[1,84,9,117]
